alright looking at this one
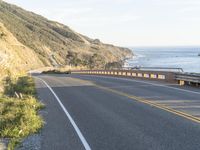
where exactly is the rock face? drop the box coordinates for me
[0,0,133,70]
[0,22,43,86]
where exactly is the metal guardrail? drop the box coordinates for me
[71,69,200,86]
[71,69,176,83]
[175,73,200,85]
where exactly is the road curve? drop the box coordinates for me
[34,74,200,150]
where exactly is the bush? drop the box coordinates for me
[4,76,36,97]
[0,76,44,150]
[105,61,123,70]
[0,32,6,37]
[42,69,71,74]
[0,97,43,138]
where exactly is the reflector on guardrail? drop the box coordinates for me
[144,74,150,78]
[158,75,166,79]
[151,74,157,79]
[127,72,131,76]
[138,73,142,77]
[132,73,137,77]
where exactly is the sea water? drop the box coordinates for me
[127,47,200,73]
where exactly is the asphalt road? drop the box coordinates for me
[34,74,200,150]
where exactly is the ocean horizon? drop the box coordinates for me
[126,46,200,73]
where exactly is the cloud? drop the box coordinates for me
[178,7,200,13]
[3,0,200,46]
[153,0,200,6]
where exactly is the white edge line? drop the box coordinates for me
[82,75,200,95]
[35,77,91,150]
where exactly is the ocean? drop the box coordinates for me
[126,47,200,73]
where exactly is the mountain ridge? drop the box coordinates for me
[0,0,133,74]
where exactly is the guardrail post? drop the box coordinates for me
[132,73,136,77]
[179,80,185,86]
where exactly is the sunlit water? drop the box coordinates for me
[126,47,200,73]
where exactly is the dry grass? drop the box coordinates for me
[0,76,44,150]
[0,23,44,76]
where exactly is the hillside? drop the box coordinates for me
[0,0,133,73]
[0,22,44,90]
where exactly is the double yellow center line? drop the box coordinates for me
[70,77,200,124]
[94,84,200,124]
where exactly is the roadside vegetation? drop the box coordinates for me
[42,68,71,74]
[0,75,44,150]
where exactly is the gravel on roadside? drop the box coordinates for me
[16,134,41,150]
[0,138,9,150]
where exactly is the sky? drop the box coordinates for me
[4,0,200,47]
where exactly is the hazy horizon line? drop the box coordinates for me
[124,45,200,48]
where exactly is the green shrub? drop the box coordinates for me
[42,69,71,74]
[0,97,44,138]
[4,76,36,97]
[0,76,44,150]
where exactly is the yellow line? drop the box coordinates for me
[70,77,200,123]
[152,100,200,103]
[94,84,200,124]
[169,106,200,109]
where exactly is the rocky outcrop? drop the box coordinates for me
[0,0,133,69]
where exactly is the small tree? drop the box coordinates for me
[66,51,81,66]
[105,61,123,70]
[88,53,104,69]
